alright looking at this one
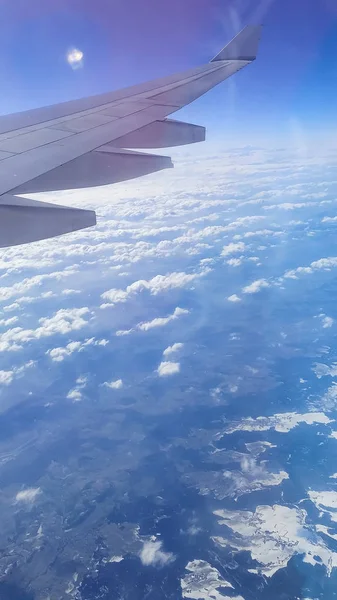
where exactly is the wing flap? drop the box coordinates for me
[113,119,205,149]
[0,195,96,247]
[11,148,173,194]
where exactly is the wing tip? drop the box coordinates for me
[211,24,263,63]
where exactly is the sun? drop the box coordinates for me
[66,47,84,69]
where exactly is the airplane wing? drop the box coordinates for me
[0,25,262,247]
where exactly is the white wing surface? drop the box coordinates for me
[0,25,262,247]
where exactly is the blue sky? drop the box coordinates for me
[0,0,337,142]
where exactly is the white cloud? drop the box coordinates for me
[239,229,283,239]
[226,257,243,267]
[163,343,184,357]
[100,288,129,305]
[38,307,90,336]
[242,279,270,294]
[116,307,189,336]
[67,389,83,401]
[284,257,337,280]
[139,308,188,332]
[0,308,90,352]
[139,540,174,567]
[264,202,311,210]
[312,362,337,379]
[115,328,133,337]
[157,361,180,377]
[103,379,123,389]
[0,370,14,385]
[101,269,209,307]
[322,216,337,223]
[319,383,337,411]
[227,294,241,303]
[0,360,35,386]
[16,488,41,503]
[221,242,245,257]
[321,315,334,329]
[47,337,108,362]
[0,270,76,303]
[0,316,18,327]
[48,341,81,361]
[67,373,88,402]
[61,289,80,296]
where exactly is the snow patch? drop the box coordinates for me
[181,560,242,600]
[213,504,337,577]
[225,412,331,434]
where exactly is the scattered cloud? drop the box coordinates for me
[0,370,14,385]
[221,242,245,257]
[227,294,241,303]
[157,361,180,377]
[16,488,41,503]
[264,202,312,210]
[313,362,337,379]
[320,315,334,329]
[67,389,83,401]
[139,540,175,567]
[163,343,184,357]
[0,270,76,303]
[0,316,18,327]
[0,308,91,352]
[242,279,270,294]
[0,360,35,386]
[139,308,188,332]
[67,374,88,402]
[61,289,80,296]
[101,269,210,308]
[322,216,337,223]
[226,257,243,267]
[116,307,189,336]
[284,257,337,280]
[237,229,283,239]
[47,337,108,362]
[103,379,123,390]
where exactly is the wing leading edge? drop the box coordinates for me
[0,24,262,247]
